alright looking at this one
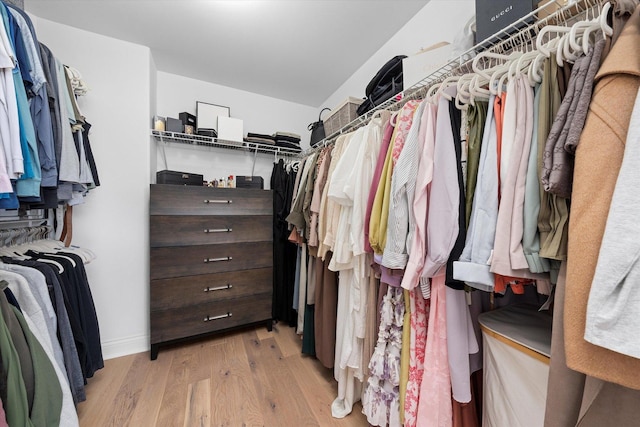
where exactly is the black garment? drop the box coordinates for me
[82,122,100,187]
[445,100,466,290]
[2,257,87,402]
[4,287,21,312]
[20,187,58,209]
[271,160,298,325]
[25,251,103,379]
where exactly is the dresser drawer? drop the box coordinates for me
[150,293,272,344]
[150,241,273,280]
[151,268,272,310]
[150,185,272,216]
[150,215,272,247]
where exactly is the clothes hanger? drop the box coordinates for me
[455,73,474,109]
[435,75,461,101]
[468,74,491,102]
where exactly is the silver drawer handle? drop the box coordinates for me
[204,199,232,204]
[204,284,232,292]
[204,312,232,322]
[204,256,232,263]
[203,228,232,233]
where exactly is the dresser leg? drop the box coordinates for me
[266,319,273,332]
[150,344,160,360]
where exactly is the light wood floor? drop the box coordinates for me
[77,323,368,426]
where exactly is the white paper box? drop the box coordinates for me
[217,116,243,143]
[402,42,452,89]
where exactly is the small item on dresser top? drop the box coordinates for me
[179,112,196,128]
[184,125,194,135]
[156,170,204,186]
[153,115,166,131]
[227,175,235,188]
[165,117,183,133]
[236,175,264,189]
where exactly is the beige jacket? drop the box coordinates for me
[565,4,640,390]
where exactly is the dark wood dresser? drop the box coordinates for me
[149,184,273,359]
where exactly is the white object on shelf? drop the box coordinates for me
[217,117,243,143]
[403,42,452,89]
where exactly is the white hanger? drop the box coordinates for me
[469,74,491,102]
[536,25,572,54]
[455,73,475,109]
[435,75,461,101]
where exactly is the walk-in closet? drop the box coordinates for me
[1,0,639,426]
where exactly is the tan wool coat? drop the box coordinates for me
[565,4,640,390]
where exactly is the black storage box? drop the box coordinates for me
[197,129,217,138]
[475,0,536,43]
[166,117,183,133]
[156,170,203,186]
[236,176,264,189]
[179,112,196,128]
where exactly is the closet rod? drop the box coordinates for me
[299,0,606,157]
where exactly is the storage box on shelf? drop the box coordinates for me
[324,97,363,137]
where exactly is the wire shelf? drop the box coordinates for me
[151,130,301,157]
[299,0,604,157]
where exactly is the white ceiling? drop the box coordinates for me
[25,0,429,107]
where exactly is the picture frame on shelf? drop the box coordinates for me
[196,101,230,135]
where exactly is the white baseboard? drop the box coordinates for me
[101,334,149,360]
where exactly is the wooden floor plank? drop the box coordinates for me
[271,321,303,358]
[156,345,199,426]
[127,350,174,427]
[243,331,319,426]
[255,324,273,341]
[209,333,265,426]
[106,352,154,427]
[78,354,135,426]
[184,378,211,427]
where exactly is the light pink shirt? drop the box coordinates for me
[421,89,460,280]
[401,102,437,290]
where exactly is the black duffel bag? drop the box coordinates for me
[357,55,407,116]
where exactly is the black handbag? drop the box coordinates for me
[308,107,331,147]
[357,55,407,116]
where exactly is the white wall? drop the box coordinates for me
[155,72,317,188]
[32,17,153,359]
[321,0,475,110]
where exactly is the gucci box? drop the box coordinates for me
[475,0,537,43]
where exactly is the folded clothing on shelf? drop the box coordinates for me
[245,133,276,145]
[272,131,301,151]
[273,132,301,143]
[275,140,301,151]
